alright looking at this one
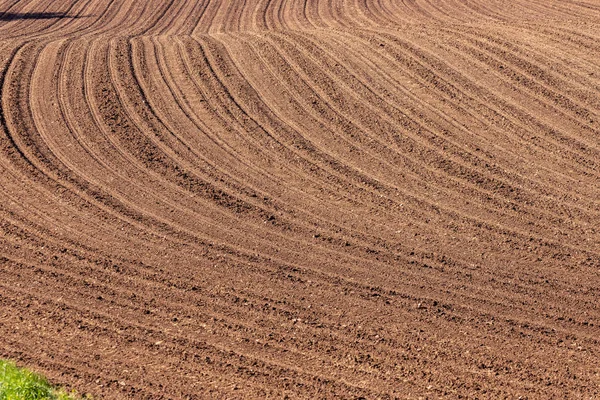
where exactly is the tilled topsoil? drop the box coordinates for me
[1,0,600,398]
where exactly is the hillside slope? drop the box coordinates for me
[1,0,600,398]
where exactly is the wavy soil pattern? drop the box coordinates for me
[1,0,600,398]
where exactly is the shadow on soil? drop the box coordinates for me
[0,12,85,21]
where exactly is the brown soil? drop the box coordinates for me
[1,0,600,398]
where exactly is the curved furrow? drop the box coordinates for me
[268,31,580,223]
[151,36,293,192]
[446,30,600,143]
[320,29,596,194]
[448,24,600,99]
[364,27,600,173]
[150,0,209,36]
[362,0,400,26]
[176,34,361,199]
[160,34,447,260]
[340,28,600,222]
[3,0,600,398]
[162,36,504,284]
[3,247,596,400]
[32,40,176,247]
[0,42,136,245]
[178,35,420,233]
[190,0,223,36]
[86,36,478,306]
[237,31,600,258]
[87,39,366,277]
[0,267,410,398]
[277,0,316,31]
[431,36,600,176]
[224,32,457,211]
[209,28,600,310]
[153,41,380,259]
[24,35,334,277]
[7,77,588,382]
[144,36,351,241]
[3,184,592,360]
[5,50,600,360]
[0,0,117,41]
[195,33,516,276]
[201,1,238,34]
[366,28,600,195]
[176,32,600,336]
[245,30,548,244]
[12,39,215,257]
[529,27,600,89]
[108,36,417,277]
[220,32,600,296]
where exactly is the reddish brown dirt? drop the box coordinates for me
[1,0,600,398]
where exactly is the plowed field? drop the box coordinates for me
[1,0,600,398]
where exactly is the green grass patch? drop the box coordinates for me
[0,360,84,400]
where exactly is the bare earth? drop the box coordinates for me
[1,0,600,398]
